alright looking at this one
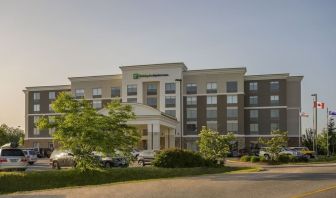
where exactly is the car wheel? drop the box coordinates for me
[264,154,270,160]
[305,154,311,159]
[52,161,60,170]
[28,162,34,165]
[105,162,112,168]
[138,160,145,167]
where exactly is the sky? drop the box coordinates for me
[0,0,335,133]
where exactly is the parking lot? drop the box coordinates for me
[25,158,51,172]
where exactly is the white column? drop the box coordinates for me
[147,122,160,150]
[169,128,176,148]
[165,128,169,149]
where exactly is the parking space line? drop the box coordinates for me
[291,185,336,198]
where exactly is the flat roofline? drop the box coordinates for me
[68,74,122,82]
[184,67,247,75]
[119,62,188,71]
[23,85,71,92]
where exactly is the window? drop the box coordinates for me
[270,95,279,105]
[206,109,217,120]
[227,95,238,104]
[250,110,258,119]
[249,96,258,106]
[207,96,217,105]
[33,142,40,148]
[33,104,40,112]
[92,100,102,109]
[207,122,217,131]
[227,109,238,120]
[147,97,157,108]
[250,124,259,134]
[271,109,280,119]
[49,116,55,123]
[49,92,56,100]
[92,88,102,98]
[165,110,176,117]
[271,123,279,131]
[165,83,176,94]
[147,84,157,95]
[49,104,53,112]
[270,81,280,92]
[207,82,217,93]
[75,89,84,99]
[249,82,258,91]
[127,84,137,96]
[227,81,238,93]
[227,123,238,133]
[186,83,197,94]
[48,142,54,149]
[186,123,197,133]
[33,116,39,124]
[111,87,121,97]
[33,128,39,135]
[186,109,197,120]
[165,96,176,108]
[186,96,197,106]
[33,93,40,100]
[127,98,137,103]
[49,128,56,135]
[186,141,198,151]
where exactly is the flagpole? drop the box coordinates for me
[299,111,302,147]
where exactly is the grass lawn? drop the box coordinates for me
[0,166,257,195]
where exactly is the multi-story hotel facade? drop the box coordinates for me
[23,63,303,154]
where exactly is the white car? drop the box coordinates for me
[22,149,38,165]
[259,147,302,160]
[0,144,28,171]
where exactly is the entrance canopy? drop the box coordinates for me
[98,103,178,150]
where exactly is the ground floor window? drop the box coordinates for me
[186,141,198,152]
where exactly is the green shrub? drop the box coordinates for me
[152,149,214,168]
[277,154,290,163]
[240,155,251,162]
[250,156,260,163]
[259,156,268,162]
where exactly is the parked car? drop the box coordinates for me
[131,149,140,158]
[96,155,129,168]
[0,143,28,171]
[137,150,157,166]
[49,150,75,169]
[22,149,38,165]
[259,147,302,160]
[290,147,315,159]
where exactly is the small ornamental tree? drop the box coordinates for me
[198,127,235,164]
[258,130,288,161]
[0,124,24,146]
[37,92,140,171]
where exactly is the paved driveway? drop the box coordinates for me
[2,165,336,198]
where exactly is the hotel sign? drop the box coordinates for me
[133,73,169,79]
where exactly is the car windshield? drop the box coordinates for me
[1,149,25,156]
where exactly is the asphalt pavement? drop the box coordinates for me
[2,163,336,198]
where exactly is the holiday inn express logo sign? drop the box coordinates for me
[133,73,169,79]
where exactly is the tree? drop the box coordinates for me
[0,124,24,146]
[198,127,235,164]
[302,128,314,151]
[327,118,336,155]
[316,130,327,155]
[37,92,140,171]
[258,130,288,161]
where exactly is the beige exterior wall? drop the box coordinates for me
[69,75,122,99]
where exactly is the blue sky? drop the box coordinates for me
[0,0,335,133]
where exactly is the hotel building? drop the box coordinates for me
[23,63,303,153]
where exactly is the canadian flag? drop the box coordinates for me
[314,101,325,109]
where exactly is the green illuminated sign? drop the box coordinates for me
[133,73,169,79]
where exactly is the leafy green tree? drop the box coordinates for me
[37,92,140,171]
[327,118,336,155]
[258,130,288,161]
[302,128,314,151]
[316,130,327,155]
[0,124,24,146]
[198,127,235,164]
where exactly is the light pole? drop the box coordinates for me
[175,79,183,150]
[311,93,317,154]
